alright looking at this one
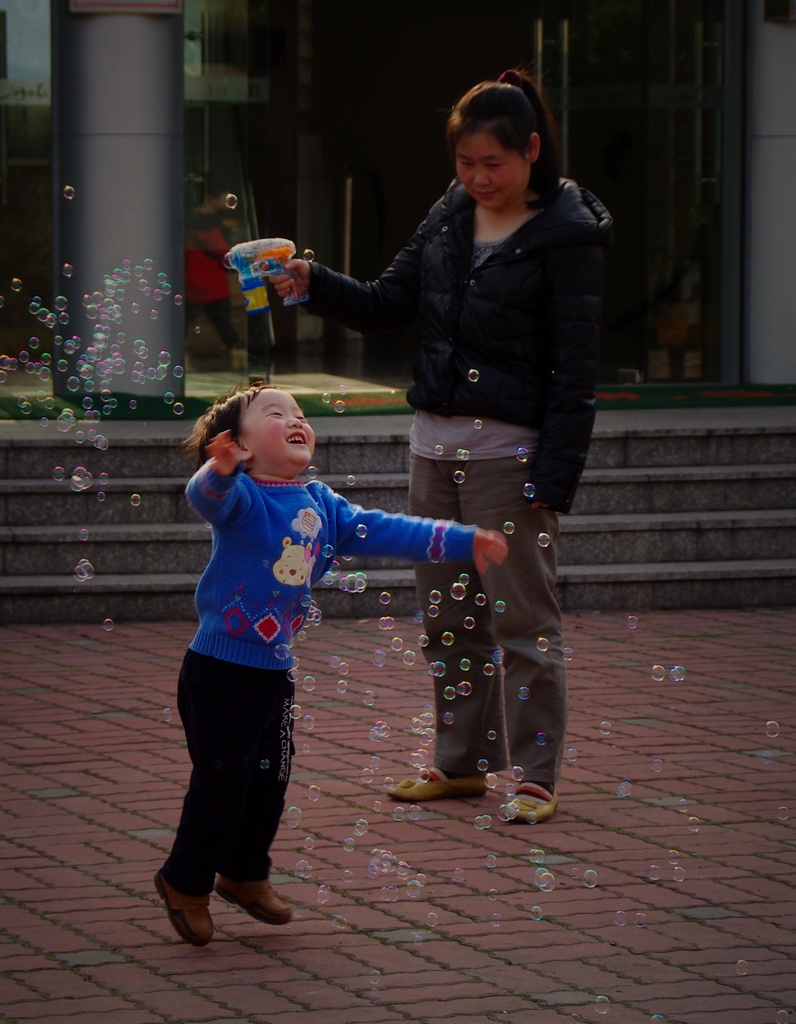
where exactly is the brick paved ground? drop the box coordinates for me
[1,606,795,1024]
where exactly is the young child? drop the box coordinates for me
[155,382,508,945]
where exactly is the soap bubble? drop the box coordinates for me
[765,720,780,738]
[534,868,556,892]
[284,805,302,828]
[55,407,75,432]
[651,664,666,681]
[70,466,92,492]
[73,558,95,582]
[626,614,639,629]
[537,532,551,548]
[63,184,76,200]
[468,368,480,382]
[224,193,238,209]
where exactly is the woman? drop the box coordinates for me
[274,69,612,823]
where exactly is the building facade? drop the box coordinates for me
[0,1,794,417]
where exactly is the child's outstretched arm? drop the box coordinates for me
[187,429,253,527]
[205,430,239,476]
[473,529,509,574]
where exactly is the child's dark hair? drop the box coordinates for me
[446,68,561,207]
[181,381,279,468]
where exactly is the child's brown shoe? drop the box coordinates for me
[214,876,292,925]
[154,870,213,946]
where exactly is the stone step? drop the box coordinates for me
[322,464,796,516]
[3,507,795,576]
[2,558,795,625]
[0,478,200,526]
[2,409,794,621]
[9,460,791,527]
[0,522,211,575]
[561,507,796,562]
[4,418,796,478]
[585,423,796,469]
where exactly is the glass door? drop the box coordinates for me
[183,0,272,393]
[532,0,743,383]
[0,0,52,415]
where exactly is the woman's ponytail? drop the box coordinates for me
[498,69,561,205]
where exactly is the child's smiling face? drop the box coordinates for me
[235,388,315,481]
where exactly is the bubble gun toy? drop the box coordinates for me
[223,237,309,313]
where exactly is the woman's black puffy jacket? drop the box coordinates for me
[307,178,613,513]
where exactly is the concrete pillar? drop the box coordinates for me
[746,9,796,383]
[51,8,184,406]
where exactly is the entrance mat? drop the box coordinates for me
[0,389,413,421]
[2,384,795,421]
[595,384,796,409]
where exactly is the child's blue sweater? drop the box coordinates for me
[186,463,477,670]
